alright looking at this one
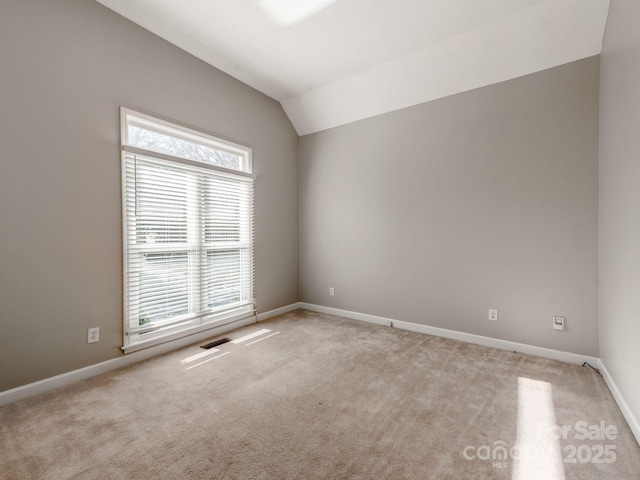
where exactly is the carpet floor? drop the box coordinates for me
[1,309,639,479]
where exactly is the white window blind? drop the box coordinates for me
[121,109,254,351]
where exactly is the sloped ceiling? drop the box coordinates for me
[95,0,610,135]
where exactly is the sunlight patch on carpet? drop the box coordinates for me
[245,332,280,347]
[181,348,221,364]
[231,329,272,344]
[185,352,230,370]
[512,377,565,480]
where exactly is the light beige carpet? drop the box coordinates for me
[1,309,639,479]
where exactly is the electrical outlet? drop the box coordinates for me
[88,327,100,343]
[553,316,565,331]
[488,309,498,321]
[329,287,335,296]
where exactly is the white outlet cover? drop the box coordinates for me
[488,309,498,321]
[88,327,100,343]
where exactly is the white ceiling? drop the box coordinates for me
[95,0,610,135]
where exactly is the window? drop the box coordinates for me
[121,108,254,352]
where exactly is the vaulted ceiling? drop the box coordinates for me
[95,0,610,135]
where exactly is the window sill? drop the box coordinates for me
[121,310,256,354]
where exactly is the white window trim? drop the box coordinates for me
[120,107,255,353]
[120,108,252,173]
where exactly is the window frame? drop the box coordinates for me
[121,108,252,174]
[120,107,255,353]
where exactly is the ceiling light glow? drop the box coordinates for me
[259,0,338,26]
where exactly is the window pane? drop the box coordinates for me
[204,177,242,243]
[128,125,241,170]
[138,251,190,325]
[135,162,189,244]
[205,250,242,309]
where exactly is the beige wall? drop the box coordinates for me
[599,0,640,435]
[299,57,600,356]
[0,0,299,391]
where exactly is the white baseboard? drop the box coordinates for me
[299,303,599,366]
[599,360,640,446]
[257,302,301,321]
[392,319,600,366]
[0,316,257,407]
[299,303,392,327]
